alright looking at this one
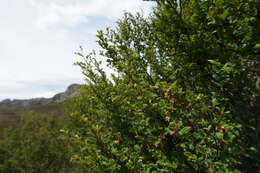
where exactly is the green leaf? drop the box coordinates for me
[208,59,221,66]
[216,132,223,140]
[254,44,260,49]
[220,9,229,20]
[157,161,177,169]
[212,98,219,106]
[134,144,141,152]
[178,127,192,136]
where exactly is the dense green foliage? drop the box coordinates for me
[68,0,260,172]
[0,113,77,173]
[0,0,259,172]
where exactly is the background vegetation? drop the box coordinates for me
[0,103,65,136]
[0,112,79,173]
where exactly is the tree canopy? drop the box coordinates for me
[68,0,260,172]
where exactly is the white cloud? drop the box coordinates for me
[0,0,155,100]
[31,0,154,29]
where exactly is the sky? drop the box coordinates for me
[0,0,155,100]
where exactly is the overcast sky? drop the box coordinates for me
[0,0,155,100]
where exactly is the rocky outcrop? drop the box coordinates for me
[0,84,80,109]
[52,84,80,103]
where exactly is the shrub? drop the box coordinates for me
[0,112,76,173]
[69,0,260,172]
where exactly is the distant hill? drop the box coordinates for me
[0,84,80,108]
[0,84,80,136]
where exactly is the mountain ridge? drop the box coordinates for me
[0,84,80,109]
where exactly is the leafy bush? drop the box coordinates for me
[0,112,77,173]
[68,0,260,172]
[69,0,259,172]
